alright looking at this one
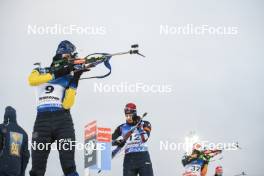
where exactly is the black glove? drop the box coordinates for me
[132,115,141,125]
[182,155,190,166]
[53,65,73,78]
[112,139,126,148]
[70,68,90,87]
[51,55,73,79]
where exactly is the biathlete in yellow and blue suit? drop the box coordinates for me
[28,40,88,176]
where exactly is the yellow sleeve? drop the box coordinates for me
[62,88,77,109]
[28,70,53,86]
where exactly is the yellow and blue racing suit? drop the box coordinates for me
[28,67,80,176]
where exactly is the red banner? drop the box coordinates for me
[97,127,111,142]
[85,121,97,140]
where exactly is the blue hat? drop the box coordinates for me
[56,40,76,55]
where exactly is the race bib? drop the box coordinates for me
[126,132,141,146]
[9,132,23,157]
[124,128,148,153]
[183,164,201,176]
[36,83,65,109]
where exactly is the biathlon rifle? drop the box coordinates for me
[201,142,241,162]
[35,44,145,79]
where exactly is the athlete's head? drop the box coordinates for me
[124,103,138,124]
[53,40,77,63]
[56,40,76,55]
[215,166,223,176]
[193,143,203,151]
[191,143,203,157]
